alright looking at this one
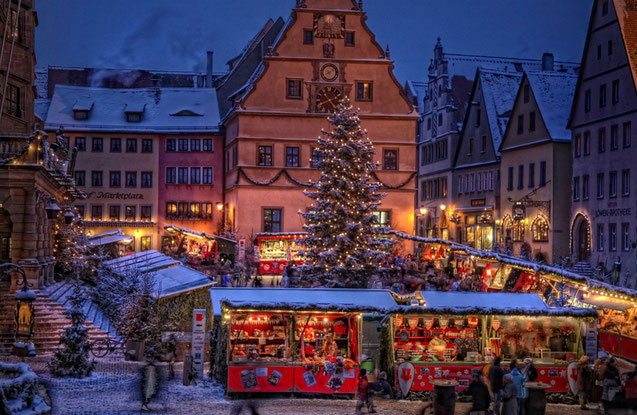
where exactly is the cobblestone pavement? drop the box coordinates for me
[2,355,627,415]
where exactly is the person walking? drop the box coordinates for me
[489,357,505,415]
[576,355,591,410]
[500,374,518,415]
[468,370,491,414]
[624,371,637,410]
[601,358,620,414]
[510,361,526,415]
[355,368,376,414]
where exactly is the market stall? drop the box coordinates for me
[255,232,306,275]
[386,292,598,395]
[164,225,237,265]
[208,287,396,395]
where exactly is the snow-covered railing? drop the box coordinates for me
[0,362,50,414]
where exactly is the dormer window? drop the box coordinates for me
[72,100,93,120]
[125,103,145,123]
[73,110,89,120]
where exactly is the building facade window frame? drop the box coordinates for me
[355,81,373,101]
[125,171,137,188]
[598,128,606,153]
[609,171,617,198]
[622,169,630,197]
[141,138,153,153]
[622,223,630,252]
[286,78,303,99]
[263,208,282,233]
[597,173,605,199]
[573,176,580,201]
[583,174,589,200]
[109,171,121,188]
[126,138,137,153]
[623,122,631,148]
[286,146,300,167]
[92,137,103,152]
[91,171,103,187]
[110,137,121,153]
[141,172,153,188]
[383,149,398,171]
[258,145,273,166]
[597,224,604,252]
[609,223,617,252]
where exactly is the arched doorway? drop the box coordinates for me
[0,208,12,263]
[571,214,591,262]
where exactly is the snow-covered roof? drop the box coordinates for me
[526,71,577,142]
[209,287,398,316]
[444,53,578,80]
[34,98,51,122]
[45,85,220,133]
[89,234,133,247]
[405,80,428,113]
[164,225,237,244]
[479,69,523,155]
[104,250,215,298]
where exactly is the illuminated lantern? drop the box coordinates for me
[45,200,61,220]
[64,209,74,224]
[0,265,37,357]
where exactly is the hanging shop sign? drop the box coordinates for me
[512,202,526,221]
[238,239,246,261]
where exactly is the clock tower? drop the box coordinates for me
[220,0,419,247]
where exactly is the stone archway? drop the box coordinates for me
[571,213,591,263]
[0,208,12,263]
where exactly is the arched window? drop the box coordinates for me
[513,221,525,242]
[532,216,549,242]
[502,215,513,243]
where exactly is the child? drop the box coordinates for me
[355,368,376,414]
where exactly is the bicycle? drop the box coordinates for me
[90,336,125,358]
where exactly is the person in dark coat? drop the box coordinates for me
[489,357,505,415]
[576,355,591,409]
[500,374,518,415]
[370,371,393,399]
[468,370,491,413]
[522,358,538,382]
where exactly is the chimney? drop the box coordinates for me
[542,53,554,71]
[206,51,214,88]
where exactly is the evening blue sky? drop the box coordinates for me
[36,0,593,84]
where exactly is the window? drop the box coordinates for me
[517,114,524,134]
[126,112,142,123]
[203,139,213,152]
[75,137,86,151]
[126,138,137,153]
[141,139,153,153]
[166,167,176,184]
[141,172,153,188]
[597,224,604,252]
[345,31,355,46]
[373,211,391,227]
[166,138,176,152]
[258,146,273,166]
[178,167,188,184]
[523,84,530,103]
[190,167,201,184]
[427,118,431,130]
[92,137,103,152]
[518,165,524,190]
[356,81,372,101]
[202,203,213,219]
[622,223,630,251]
[623,122,631,147]
[140,236,151,252]
[609,171,617,198]
[507,166,514,191]
[583,175,590,200]
[475,109,481,127]
[598,128,606,153]
[7,9,25,44]
[91,171,103,187]
[457,176,463,195]
[597,173,605,198]
[4,84,21,118]
[612,80,619,104]
[600,84,606,108]
[202,167,213,185]
[109,205,121,221]
[602,0,608,15]
[286,147,300,167]
[178,139,188,152]
[584,89,591,112]
[597,45,602,60]
[574,134,581,157]
[74,171,85,186]
[311,148,324,168]
[611,125,619,150]
[287,79,302,99]
[481,136,487,153]
[178,202,188,218]
[529,111,536,132]
[190,202,200,218]
[125,171,137,188]
[166,202,177,218]
[513,221,524,242]
[609,223,617,251]
[468,138,474,155]
[141,206,152,221]
[438,113,443,126]
[125,206,136,221]
[91,205,103,221]
[539,161,546,187]
[584,131,591,155]
[110,138,121,152]
[75,205,85,218]
[608,39,613,56]
[622,169,630,196]
[573,176,580,201]
[529,163,535,188]
[109,171,121,187]
[420,146,426,166]
[532,216,549,242]
[263,209,282,232]
[303,29,313,45]
[383,149,398,170]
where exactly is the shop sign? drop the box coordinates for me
[86,191,144,200]
[584,320,598,361]
[512,202,525,221]
[192,309,206,378]
[238,239,246,260]
[471,199,486,207]
[594,208,631,218]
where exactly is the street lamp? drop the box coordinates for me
[45,200,61,220]
[216,202,224,212]
[0,264,36,357]
[64,209,74,225]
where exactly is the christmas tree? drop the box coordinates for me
[53,208,91,278]
[300,98,391,287]
[49,285,94,378]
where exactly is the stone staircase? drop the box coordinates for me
[0,280,117,356]
[568,261,596,278]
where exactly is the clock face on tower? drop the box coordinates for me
[316,87,342,113]
[320,64,338,82]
